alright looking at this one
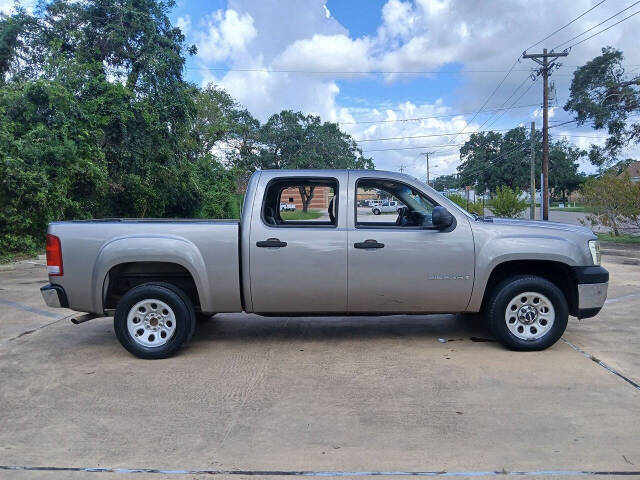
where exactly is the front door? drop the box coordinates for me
[348,174,475,313]
[249,173,348,313]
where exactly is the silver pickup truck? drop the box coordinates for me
[41,169,608,359]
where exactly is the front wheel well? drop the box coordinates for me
[104,262,200,312]
[481,260,578,316]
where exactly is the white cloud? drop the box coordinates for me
[0,0,35,14]
[275,34,372,73]
[196,9,257,62]
[176,15,191,36]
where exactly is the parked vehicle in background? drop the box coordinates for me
[279,202,296,211]
[372,200,402,215]
[365,199,383,207]
[41,169,608,359]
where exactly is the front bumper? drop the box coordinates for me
[572,266,609,319]
[40,284,68,308]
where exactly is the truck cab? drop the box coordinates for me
[245,170,474,314]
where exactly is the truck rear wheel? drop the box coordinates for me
[114,283,196,359]
[486,275,568,351]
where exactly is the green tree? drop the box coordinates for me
[490,186,528,218]
[548,140,586,201]
[0,80,108,253]
[565,47,640,168]
[458,126,585,201]
[581,172,640,236]
[458,127,534,194]
[432,173,459,191]
[239,110,374,211]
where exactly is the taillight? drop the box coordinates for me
[46,234,63,276]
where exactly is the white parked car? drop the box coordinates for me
[372,201,402,215]
[279,202,296,211]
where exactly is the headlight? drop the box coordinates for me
[588,240,601,265]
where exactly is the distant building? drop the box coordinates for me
[280,186,334,210]
[623,160,640,183]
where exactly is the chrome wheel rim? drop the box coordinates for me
[505,291,555,341]
[127,299,177,348]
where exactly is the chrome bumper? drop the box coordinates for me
[577,282,608,310]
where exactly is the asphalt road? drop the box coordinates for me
[0,259,639,480]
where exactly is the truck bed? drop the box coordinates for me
[48,220,242,315]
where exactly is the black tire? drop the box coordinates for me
[373,208,380,215]
[114,282,196,359]
[485,275,568,351]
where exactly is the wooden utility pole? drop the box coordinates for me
[530,121,536,220]
[523,48,567,221]
[420,152,434,186]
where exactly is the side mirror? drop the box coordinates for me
[432,206,454,229]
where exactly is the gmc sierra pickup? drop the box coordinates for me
[41,169,609,359]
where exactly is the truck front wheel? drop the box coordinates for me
[114,283,196,359]
[486,275,568,351]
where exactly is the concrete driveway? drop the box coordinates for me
[0,259,638,480]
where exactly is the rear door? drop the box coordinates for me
[347,173,475,313]
[249,172,348,313]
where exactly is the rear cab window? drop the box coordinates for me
[262,178,338,227]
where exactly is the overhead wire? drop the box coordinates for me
[552,1,640,51]
[524,0,608,51]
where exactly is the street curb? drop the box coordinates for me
[0,261,46,272]
[600,241,640,252]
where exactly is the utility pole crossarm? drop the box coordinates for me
[522,52,568,58]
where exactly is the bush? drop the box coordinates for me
[446,193,485,216]
[581,172,640,236]
[490,186,528,218]
[467,201,485,216]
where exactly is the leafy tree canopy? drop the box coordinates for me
[432,173,460,191]
[456,126,585,199]
[565,47,640,167]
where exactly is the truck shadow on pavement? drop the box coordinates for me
[190,313,496,346]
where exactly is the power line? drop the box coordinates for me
[548,119,578,129]
[552,1,640,51]
[563,8,640,50]
[524,0,608,51]
[484,80,541,131]
[338,102,542,125]
[188,66,541,75]
[189,64,640,79]
[355,128,516,143]
[362,143,466,153]
[362,143,464,153]
[427,58,523,155]
[477,75,538,132]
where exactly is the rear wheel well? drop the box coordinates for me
[481,260,578,316]
[104,262,200,312]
